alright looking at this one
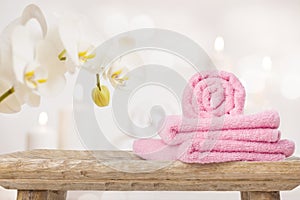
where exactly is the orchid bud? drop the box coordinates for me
[91,78,110,107]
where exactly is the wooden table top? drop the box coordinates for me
[0,149,299,192]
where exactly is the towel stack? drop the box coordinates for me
[133,71,295,164]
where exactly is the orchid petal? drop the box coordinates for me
[13,82,40,107]
[0,101,21,113]
[65,58,77,73]
[0,4,46,83]
[0,19,20,80]
[59,18,80,65]
[20,4,47,37]
[11,25,36,83]
[16,83,40,107]
[36,39,66,74]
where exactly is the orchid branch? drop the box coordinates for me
[0,87,15,103]
[96,73,101,91]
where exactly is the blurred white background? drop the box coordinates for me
[0,0,300,199]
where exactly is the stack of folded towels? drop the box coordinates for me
[133,71,295,163]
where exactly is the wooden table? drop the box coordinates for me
[0,150,299,200]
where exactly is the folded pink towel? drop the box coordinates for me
[182,71,246,118]
[159,111,280,141]
[179,138,294,157]
[161,128,281,145]
[133,139,294,164]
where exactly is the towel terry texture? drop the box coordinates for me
[159,111,280,145]
[133,139,293,163]
[182,71,246,118]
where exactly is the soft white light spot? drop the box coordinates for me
[214,36,224,52]
[262,56,272,71]
[240,69,266,94]
[280,73,300,99]
[130,15,155,29]
[39,112,48,125]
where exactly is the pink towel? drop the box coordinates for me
[133,139,294,164]
[159,111,280,140]
[182,71,246,118]
[161,128,281,145]
[178,139,294,157]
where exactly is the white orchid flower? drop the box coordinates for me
[12,24,67,97]
[103,61,129,88]
[0,4,47,113]
[104,30,155,88]
[58,14,102,73]
[103,52,143,88]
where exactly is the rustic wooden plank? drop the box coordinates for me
[17,190,66,200]
[0,150,299,181]
[0,150,299,191]
[0,150,140,160]
[1,179,300,191]
[248,191,280,200]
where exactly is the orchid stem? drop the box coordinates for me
[0,87,15,103]
[96,73,101,91]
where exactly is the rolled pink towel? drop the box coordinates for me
[182,71,246,118]
[133,139,295,164]
[159,111,280,140]
[161,128,281,145]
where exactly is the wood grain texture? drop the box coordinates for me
[17,190,66,200]
[0,150,299,191]
[3,179,299,191]
[248,191,280,200]
[240,192,249,200]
